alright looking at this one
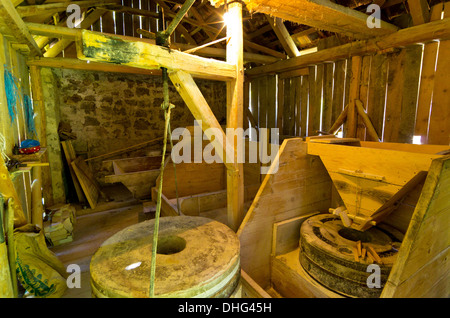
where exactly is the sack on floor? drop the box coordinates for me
[14,224,67,298]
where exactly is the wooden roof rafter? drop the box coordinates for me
[0,0,42,56]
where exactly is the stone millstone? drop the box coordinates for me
[299,214,403,298]
[90,216,240,298]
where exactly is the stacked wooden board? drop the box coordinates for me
[44,204,76,246]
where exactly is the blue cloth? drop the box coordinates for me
[4,67,19,124]
[23,95,37,138]
[20,139,40,149]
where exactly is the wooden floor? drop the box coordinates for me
[50,185,143,298]
[49,184,249,298]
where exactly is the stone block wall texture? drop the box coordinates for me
[53,68,227,184]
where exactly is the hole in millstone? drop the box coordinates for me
[338,228,371,243]
[156,235,186,255]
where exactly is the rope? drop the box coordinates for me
[167,120,181,215]
[149,67,181,297]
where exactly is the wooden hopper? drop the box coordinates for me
[306,137,444,231]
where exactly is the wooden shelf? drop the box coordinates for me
[10,147,47,162]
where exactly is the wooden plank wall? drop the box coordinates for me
[237,138,332,288]
[97,0,162,38]
[247,3,450,146]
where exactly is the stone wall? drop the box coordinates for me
[52,68,227,184]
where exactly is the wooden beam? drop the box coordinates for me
[77,29,236,81]
[226,0,245,231]
[27,57,163,76]
[16,0,119,18]
[244,39,287,59]
[291,28,317,46]
[26,22,280,64]
[346,56,361,138]
[153,0,197,45]
[44,9,106,58]
[240,0,398,38]
[0,0,42,56]
[168,70,233,166]
[266,15,299,58]
[407,0,430,25]
[246,17,450,76]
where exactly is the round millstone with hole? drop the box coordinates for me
[299,213,403,298]
[90,216,240,298]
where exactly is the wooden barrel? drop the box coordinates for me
[299,214,403,298]
[90,216,240,298]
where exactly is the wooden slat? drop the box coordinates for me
[115,7,124,36]
[132,0,140,37]
[414,3,443,144]
[322,62,334,132]
[308,64,323,136]
[61,141,86,204]
[331,60,345,127]
[288,77,296,135]
[267,75,277,136]
[428,5,450,145]
[272,212,319,256]
[383,49,406,142]
[276,77,284,131]
[398,45,422,143]
[71,157,100,209]
[367,53,388,140]
[294,77,301,136]
[123,0,133,36]
[282,77,291,136]
[250,77,260,132]
[259,76,268,130]
[300,76,309,137]
[101,9,115,34]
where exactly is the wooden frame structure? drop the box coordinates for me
[71,1,246,231]
[238,138,449,297]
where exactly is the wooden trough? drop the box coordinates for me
[151,139,264,223]
[102,154,162,199]
[237,137,449,298]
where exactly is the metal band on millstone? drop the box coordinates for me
[299,214,403,298]
[90,216,240,298]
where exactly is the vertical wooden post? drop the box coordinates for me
[346,56,362,138]
[226,0,244,231]
[29,66,45,228]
